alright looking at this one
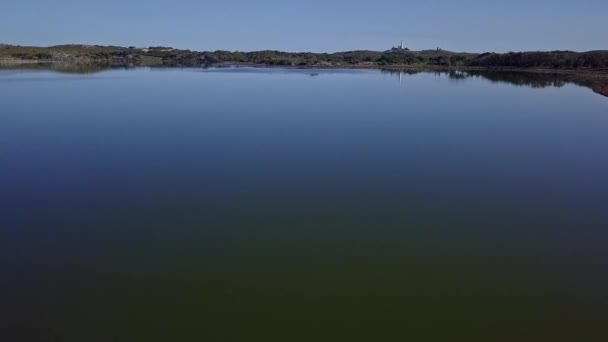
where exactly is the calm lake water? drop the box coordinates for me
[1,67,607,341]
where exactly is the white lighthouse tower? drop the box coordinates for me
[400,40,405,50]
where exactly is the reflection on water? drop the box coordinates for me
[384,69,608,97]
[2,62,607,97]
[1,67,607,341]
[0,62,128,74]
[386,69,569,88]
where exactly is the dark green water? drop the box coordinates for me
[1,67,608,341]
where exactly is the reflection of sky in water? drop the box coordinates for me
[1,68,607,341]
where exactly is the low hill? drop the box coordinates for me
[469,51,608,69]
[2,44,608,70]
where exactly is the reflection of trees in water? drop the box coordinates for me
[0,62,133,74]
[382,69,608,97]
[50,63,121,74]
[13,64,572,89]
[2,64,606,97]
[383,69,568,88]
[463,71,568,88]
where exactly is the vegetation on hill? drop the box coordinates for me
[0,44,141,63]
[1,44,608,71]
[469,51,608,69]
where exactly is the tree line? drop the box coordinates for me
[2,44,608,70]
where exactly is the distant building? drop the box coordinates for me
[392,40,409,51]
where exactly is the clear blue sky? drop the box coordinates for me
[2,0,606,53]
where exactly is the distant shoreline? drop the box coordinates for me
[2,57,607,76]
[2,43,608,71]
[2,49,607,97]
